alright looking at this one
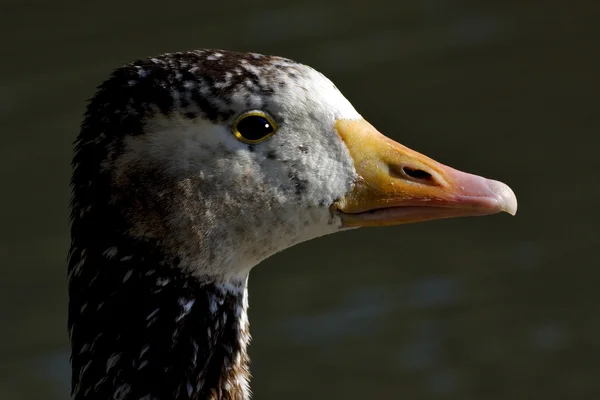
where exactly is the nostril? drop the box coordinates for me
[402,167,433,181]
[387,163,436,183]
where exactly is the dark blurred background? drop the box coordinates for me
[1,0,599,399]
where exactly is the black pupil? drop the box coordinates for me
[237,116,274,141]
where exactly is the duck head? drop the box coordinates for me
[74,50,516,283]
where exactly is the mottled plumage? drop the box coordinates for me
[69,49,360,400]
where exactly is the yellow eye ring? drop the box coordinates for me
[232,111,278,144]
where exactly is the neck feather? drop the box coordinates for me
[68,237,251,400]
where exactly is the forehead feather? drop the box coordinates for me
[93,49,358,133]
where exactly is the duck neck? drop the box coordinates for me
[68,238,251,400]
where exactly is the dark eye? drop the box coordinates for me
[233,111,278,143]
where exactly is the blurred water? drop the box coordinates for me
[1,1,599,399]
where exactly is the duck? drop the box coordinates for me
[68,49,517,400]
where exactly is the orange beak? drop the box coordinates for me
[334,119,517,227]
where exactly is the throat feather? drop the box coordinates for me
[68,244,251,400]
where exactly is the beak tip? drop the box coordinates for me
[489,180,518,216]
